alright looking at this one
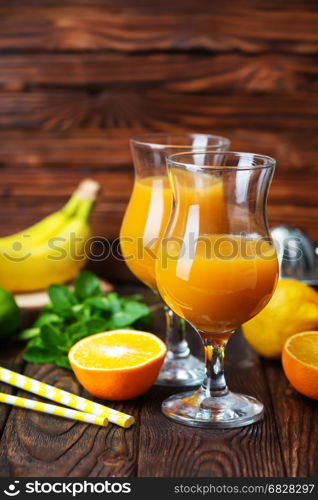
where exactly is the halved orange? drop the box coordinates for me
[282,331,318,400]
[69,330,166,400]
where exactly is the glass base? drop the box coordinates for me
[155,355,205,387]
[162,389,264,428]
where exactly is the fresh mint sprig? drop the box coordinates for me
[20,271,152,369]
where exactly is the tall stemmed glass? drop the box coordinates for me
[156,151,278,426]
[120,133,230,386]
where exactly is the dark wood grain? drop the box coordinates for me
[2,92,318,133]
[0,362,140,477]
[0,54,318,93]
[137,332,286,477]
[0,346,24,437]
[0,0,317,477]
[0,2,318,54]
[0,288,317,477]
[0,167,317,243]
[0,288,154,477]
[1,127,318,169]
[263,360,318,477]
[0,0,317,249]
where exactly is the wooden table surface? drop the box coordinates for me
[0,286,317,478]
[1,0,318,259]
[0,1,317,479]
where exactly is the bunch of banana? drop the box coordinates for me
[0,179,101,293]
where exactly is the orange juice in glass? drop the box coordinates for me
[156,151,278,427]
[120,176,171,290]
[120,134,230,386]
[158,235,277,333]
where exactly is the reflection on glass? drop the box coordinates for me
[156,151,278,427]
[120,134,230,387]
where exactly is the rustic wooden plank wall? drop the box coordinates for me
[0,0,317,281]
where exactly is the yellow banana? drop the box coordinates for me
[0,183,83,247]
[0,179,100,292]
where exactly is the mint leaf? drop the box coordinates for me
[67,317,108,344]
[41,323,69,351]
[71,303,92,322]
[48,284,77,318]
[66,321,88,343]
[107,293,122,313]
[109,301,150,328]
[123,301,150,322]
[43,303,54,312]
[84,296,111,311]
[22,271,152,370]
[55,355,71,370]
[19,328,40,340]
[23,346,58,363]
[84,317,108,334]
[34,312,62,327]
[26,335,45,348]
[74,271,101,300]
[108,312,132,329]
[134,313,153,330]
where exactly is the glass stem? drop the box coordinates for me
[200,333,232,398]
[164,306,190,359]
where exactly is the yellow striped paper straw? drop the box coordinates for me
[0,392,108,426]
[0,366,134,428]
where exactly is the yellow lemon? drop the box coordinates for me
[242,279,318,358]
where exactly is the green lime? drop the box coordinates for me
[0,287,20,339]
